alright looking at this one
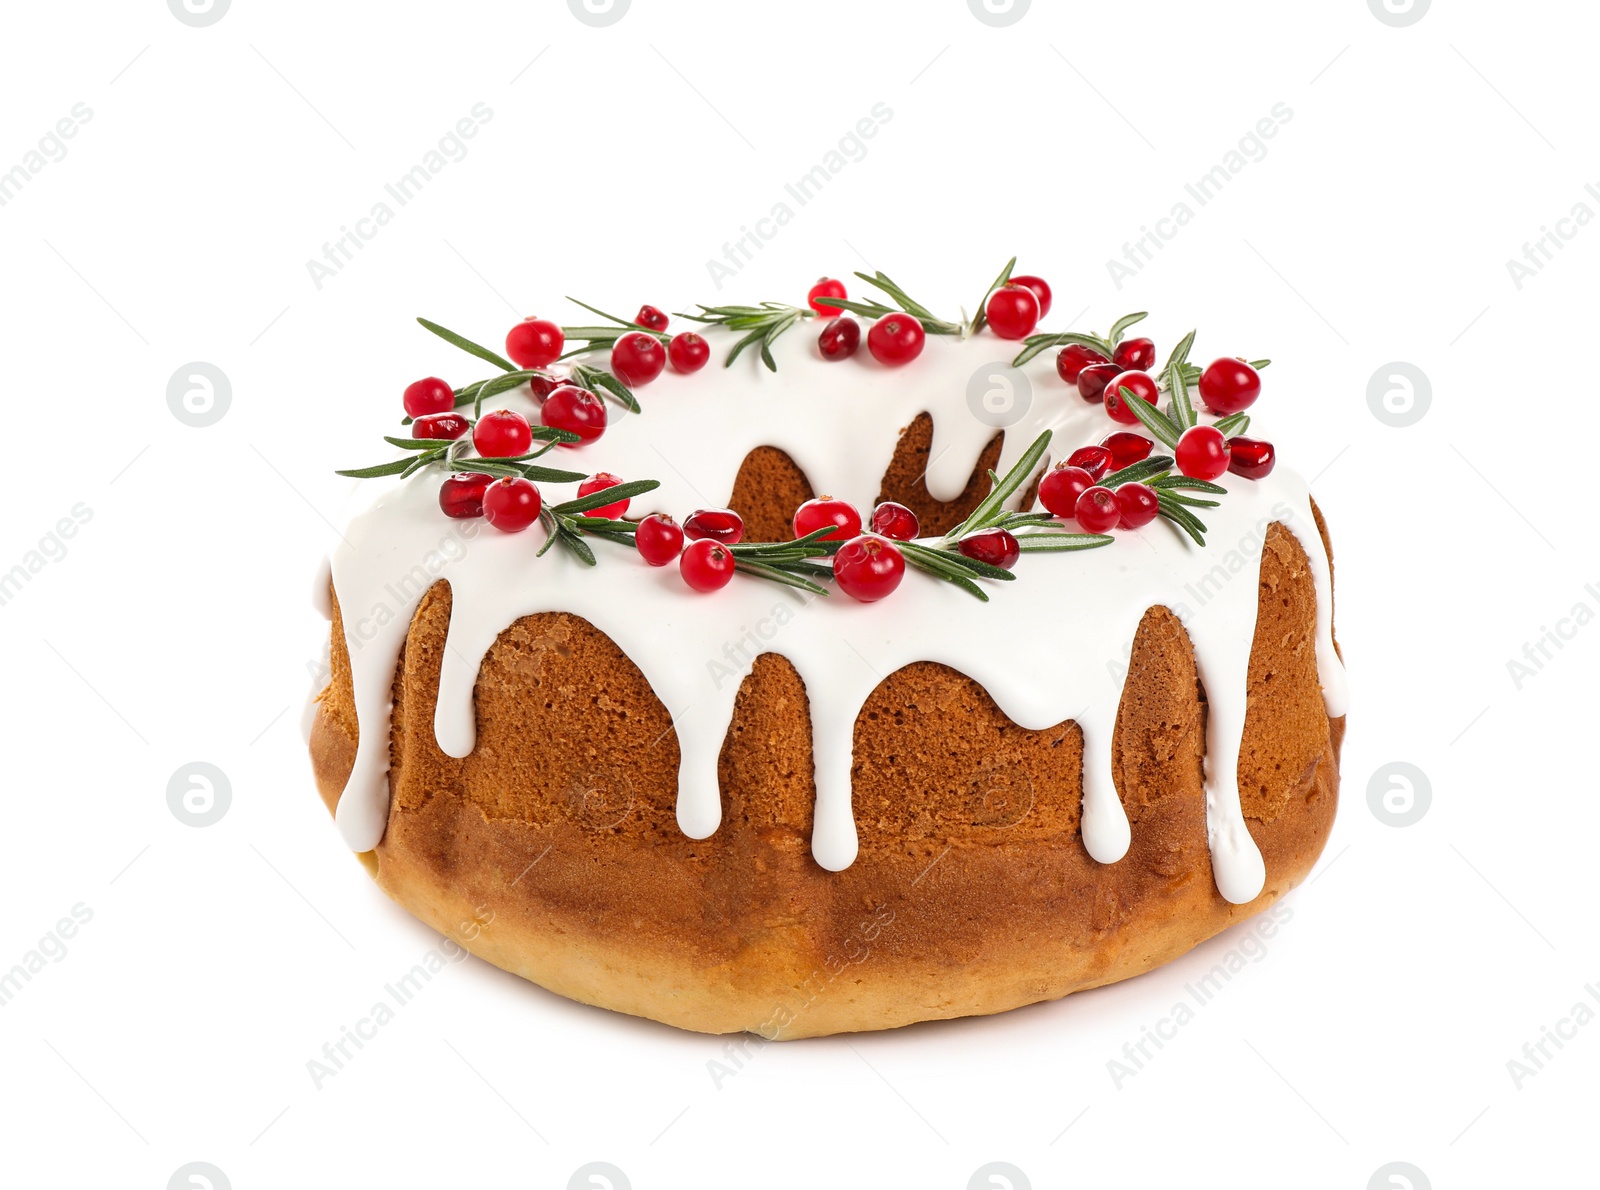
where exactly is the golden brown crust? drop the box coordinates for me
[310,477,1342,1036]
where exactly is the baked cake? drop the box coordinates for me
[308,264,1347,1038]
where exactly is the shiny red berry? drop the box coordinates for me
[793,496,862,543]
[1198,358,1261,415]
[832,534,906,602]
[1038,465,1095,517]
[957,528,1020,570]
[680,538,736,592]
[635,305,669,332]
[506,317,564,369]
[529,372,569,401]
[1008,274,1052,319]
[1115,482,1160,530]
[439,472,492,519]
[412,412,471,441]
[1101,431,1154,469]
[1176,425,1231,480]
[403,376,454,418]
[807,277,847,316]
[481,476,542,532]
[1227,436,1276,480]
[818,316,861,360]
[984,284,1040,340]
[668,332,709,373]
[541,385,607,444]
[611,331,666,387]
[867,312,925,366]
[1077,361,1122,404]
[683,507,744,545]
[472,409,533,457]
[1113,337,1157,372]
[576,472,630,519]
[869,501,919,541]
[1066,445,1112,479]
[1058,343,1109,385]
[1104,371,1160,425]
[636,513,684,565]
[1074,486,1121,533]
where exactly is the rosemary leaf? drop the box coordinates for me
[335,458,415,479]
[1108,311,1148,345]
[570,363,641,414]
[1116,386,1182,450]
[945,429,1052,541]
[1103,456,1176,488]
[417,317,516,372]
[1014,532,1115,552]
[551,479,661,516]
[1011,330,1115,368]
[1148,475,1226,494]
[1160,328,1197,377]
[969,256,1017,335]
[1213,413,1250,437]
[733,559,831,596]
[1166,359,1196,433]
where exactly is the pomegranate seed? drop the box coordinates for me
[1104,371,1160,425]
[683,507,744,545]
[528,372,569,401]
[793,496,862,543]
[577,472,630,519]
[957,528,1020,570]
[472,409,533,458]
[636,513,685,565]
[412,412,470,441]
[1175,425,1231,480]
[1066,445,1112,479]
[680,538,736,592]
[611,331,666,387]
[832,534,906,602]
[1115,482,1160,529]
[869,501,920,541]
[1113,337,1157,371]
[481,476,542,532]
[505,317,564,369]
[668,332,709,373]
[403,376,454,418]
[867,312,926,366]
[439,472,492,519]
[1101,431,1154,469]
[1227,436,1276,480]
[1038,465,1096,517]
[1077,361,1122,404]
[807,277,847,316]
[1198,358,1261,415]
[1074,486,1121,533]
[984,284,1040,340]
[635,305,669,332]
[1008,274,1052,319]
[1058,343,1109,385]
[818,316,862,360]
[541,385,607,444]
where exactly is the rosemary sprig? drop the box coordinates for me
[966,256,1017,335]
[536,479,664,565]
[558,297,669,360]
[1010,310,1146,368]
[417,317,516,372]
[570,362,641,414]
[675,301,811,371]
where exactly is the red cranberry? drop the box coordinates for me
[541,385,607,444]
[1066,445,1112,479]
[793,496,862,542]
[984,284,1040,340]
[1058,343,1109,385]
[1115,482,1160,529]
[1008,274,1052,319]
[869,501,920,541]
[818,316,862,360]
[957,528,1020,570]
[412,412,470,441]
[439,472,492,519]
[576,472,629,519]
[528,372,569,401]
[680,538,736,592]
[611,331,666,387]
[1101,431,1154,469]
[1227,436,1276,480]
[1038,465,1095,517]
[807,277,847,316]
[683,507,744,545]
[636,513,685,565]
[668,332,709,373]
[472,409,533,458]
[1113,337,1157,372]
[403,376,454,418]
[867,312,926,366]
[1175,425,1231,480]
[1077,361,1123,404]
[1198,358,1261,415]
[1074,486,1121,533]
[832,534,906,602]
[1104,371,1160,425]
[506,317,564,369]
[635,305,669,332]
[481,476,542,532]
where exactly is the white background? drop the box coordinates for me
[1,1,1595,1187]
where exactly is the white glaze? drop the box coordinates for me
[324,323,1346,904]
